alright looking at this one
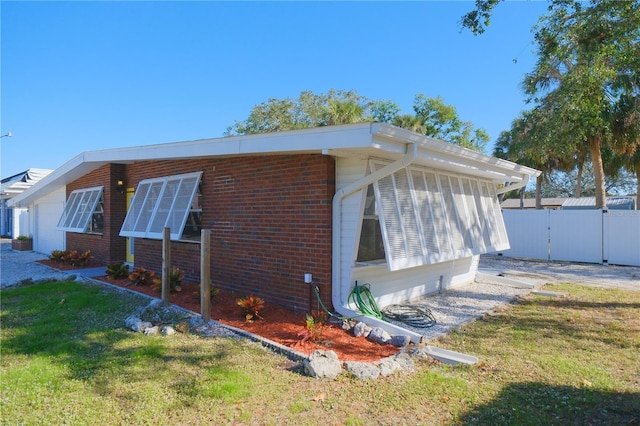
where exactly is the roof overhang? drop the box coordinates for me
[9,123,540,207]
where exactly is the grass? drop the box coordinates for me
[1,280,639,425]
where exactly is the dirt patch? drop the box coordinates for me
[89,274,400,362]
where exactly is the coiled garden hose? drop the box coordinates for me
[381,304,436,328]
[311,281,436,328]
[348,282,387,321]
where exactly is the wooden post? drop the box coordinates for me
[200,229,211,321]
[162,227,171,307]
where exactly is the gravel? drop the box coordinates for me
[2,239,638,343]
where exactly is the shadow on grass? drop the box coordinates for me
[0,281,237,384]
[457,382,640,425]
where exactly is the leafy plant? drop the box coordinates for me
[236,295,265,322]
[105,262,130,279]
[48,249,92,266]
[16,235,31,241]
[127,267,160,287]
[195,282,220,301]
[152,267,185,293]
[298,310,328,343]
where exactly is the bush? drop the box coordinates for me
[49,249,92,266]
[127,267,160,287]
[152,267,184,293]
[236,295,265,322]
[105,262,130,279]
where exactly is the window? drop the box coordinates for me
[120,172,203,241]
[356,184,386,263]
[356,160,509,271]
[57,186,104,234]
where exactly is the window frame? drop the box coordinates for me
[119,172,203,241]
[56,186,104,234]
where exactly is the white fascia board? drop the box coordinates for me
[371,123,541,182]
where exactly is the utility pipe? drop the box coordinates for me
[331,141,424,343]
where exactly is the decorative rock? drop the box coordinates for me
[144,325,160,336]
[175,320,191,333]
[376,357,403,377]
[162,326,176,336]
[411,347,433,361]
[125,315,153,333]
[353,321,372,338]
[367,327,391,344]
[391,352,416,372]
[345,361,381,380]
[303,350,342,379]
[389,335,411,347]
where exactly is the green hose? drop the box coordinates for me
[348,282,387,321]
[311,281,386,321]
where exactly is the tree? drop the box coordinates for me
[525,1,640,208]
[463,0,640,209]
[225,89,375,136]
[226,90,490,153]
[412,95,489,151]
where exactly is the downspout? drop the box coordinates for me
[332,142,424,343]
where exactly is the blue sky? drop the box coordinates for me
[0,1,549,178]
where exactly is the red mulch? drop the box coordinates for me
[37,260,400,362]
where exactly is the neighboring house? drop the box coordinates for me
[0,168,53,238]
[501,197,566,210]
[10,123,539,341]
[501,196,636,211]
[561,196,636,210]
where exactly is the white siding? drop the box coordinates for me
[351,256,478,308]
[336,157,369,305]
[32,186,66,255]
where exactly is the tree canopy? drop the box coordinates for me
[225,90,489,152]
[468,0,640,208]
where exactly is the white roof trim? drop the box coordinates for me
[9,123,540,208]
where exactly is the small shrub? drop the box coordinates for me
[195,282,220,301]
[298,310,328,343]
[128,267,161,287]
[153,267,185,293]
[16,235,31,241]
[49,249,92,266]
[236,295,265,322]
[105,262,130,279]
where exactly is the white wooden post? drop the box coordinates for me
[200,229,211,321]
[162,227,171,306]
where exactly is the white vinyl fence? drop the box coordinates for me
[500,209,640,267]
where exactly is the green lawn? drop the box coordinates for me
[1,280,638,425]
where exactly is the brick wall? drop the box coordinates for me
[66,163,127,265]
[129,154,335,313]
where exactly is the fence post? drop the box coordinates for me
[162,227,171,307]
[200,229,211,321]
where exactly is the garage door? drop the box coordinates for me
[34,188,65,255]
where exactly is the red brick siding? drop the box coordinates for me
[127,154,335,313]
[65,164,127,265]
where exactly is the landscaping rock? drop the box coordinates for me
[389,335,411,347]
[162,326,176,336]
[345,361,380,380]
[353,321,372,338]
[303,350,342,379]
[367,327,391,344]
[144,325,160,336]
[175,320,191,333]
[125,315,153,333]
